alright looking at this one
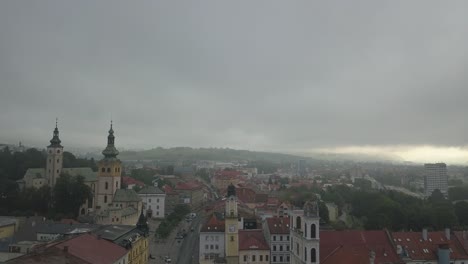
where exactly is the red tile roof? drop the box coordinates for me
[122,176,145,187]
[392,231,468,261]
[239,230,270,251]
[266,217,290,234]
[236,187,257,204]
[162,184,177,194]
[54,233,127,264]
[215,170,242,177]
[454,231,468,255]
[175,180,202,190]
[200,214,225,232]
[321,230,402,264]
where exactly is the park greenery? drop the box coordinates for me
[155,204,190,239]
[282,184,468,231]
[0,147,95,218]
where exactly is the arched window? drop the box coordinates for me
[311,224,316,239]
[296,216,301,230]
[105,182,108,190]
[57,150,60,154]
[304,247,307,261]
[311,248,316,263]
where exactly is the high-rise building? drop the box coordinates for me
[424,163,448,197]
[298,160,306,177]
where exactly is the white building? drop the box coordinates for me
[138,186,166,219]
[199,214,226,263]
[290,201,320,264]
[424,163,448,197]
[263,217,290,264]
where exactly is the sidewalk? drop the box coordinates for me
[148,218,190,264]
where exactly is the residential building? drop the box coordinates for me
[321,230,402,264]
[392,229,468,264]
[324,203,338,222]
[239,229,270,264]
[138,186,166,218]
[175,181,204,210]
[0,218,18,239]
[199,214,225,264]
[6,233,129,264]
[290,201,320,264]
[424,163,448,197]
[263,217,290,264]
[161,185,179,215]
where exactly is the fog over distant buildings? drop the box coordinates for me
[1,1,468,163]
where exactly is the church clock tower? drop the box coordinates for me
[96,121,122,210]
[225,184,239,264]
[46,119,63,186]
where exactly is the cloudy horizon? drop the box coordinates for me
[2,1,468,164]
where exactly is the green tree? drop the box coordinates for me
[53,174,92,217]
[454,201,468,227]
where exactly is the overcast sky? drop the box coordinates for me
[1,1,468,163]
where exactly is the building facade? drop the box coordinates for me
[290,201,320,264]
[199,214,226,264]
[138,186,166,219]
[225,184,239,264]
[264,217,290,264]
[424,163,448,197]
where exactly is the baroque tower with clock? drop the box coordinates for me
[225,184,239,264]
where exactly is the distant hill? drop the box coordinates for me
[118,147,306,163]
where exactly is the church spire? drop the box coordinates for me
[102,121,119,159]
[48,118,62,147]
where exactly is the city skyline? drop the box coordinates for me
[2,1,468,163]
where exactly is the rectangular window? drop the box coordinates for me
[266,255,268,261]
[260,255,263,261]
[210,245,213,249]
[252,255,256,261]
[273,235,276,241]
[244,255,247,262]
[149,199,151,203]
[273,256,277,262]
[205,245,208,249]
[215,245,218,249]
[280,235,283,241]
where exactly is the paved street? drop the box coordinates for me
[148,211,206,264]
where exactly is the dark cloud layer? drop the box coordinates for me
[1,1,468,152]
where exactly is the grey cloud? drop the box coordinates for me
[1,0,468,152]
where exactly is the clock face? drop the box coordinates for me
[229,224,236,233]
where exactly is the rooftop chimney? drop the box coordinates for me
[445,228,450,240]
[422,228,428,241]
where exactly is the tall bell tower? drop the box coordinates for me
[46,119,63,186]
[225,184,239,264]
[96,121,122,210]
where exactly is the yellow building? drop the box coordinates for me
[127,233,149,264]
[0,218,17,239]
[225,184,239,264]
[94,123,142,225]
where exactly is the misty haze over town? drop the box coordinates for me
[3,2,468,264]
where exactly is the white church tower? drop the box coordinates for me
[46,119,63,186]
[290,200,320,264]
